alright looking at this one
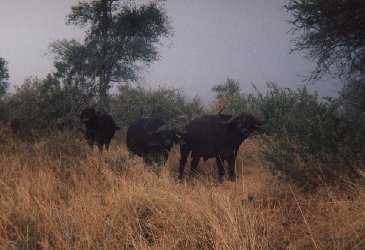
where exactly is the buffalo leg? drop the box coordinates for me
[179,144,189,179]
[97,143,103,152]
[190,155,200,177]
[227,156,237,181]
[216,156,225,183]
[161,151,168,165]
[143,150,155,165]
[143,155,153,165]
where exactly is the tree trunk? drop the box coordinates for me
[96,0,113,112]
[98,73,110,112]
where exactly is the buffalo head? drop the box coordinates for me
[148,124,180,149]
[80,108,98,125]
[221,112,263,137]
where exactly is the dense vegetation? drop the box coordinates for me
[111,84,204,130]
[286,0,365,80]
[1,76,363,190]
[52,0,170,110]
[211,78,364,190]
[0,57,9,98]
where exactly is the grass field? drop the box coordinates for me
[0,130,364,249]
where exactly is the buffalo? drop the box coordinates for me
[80,108,120,151]
[127,118,180,165]
[10,118,22,135]
[179,113,263,182]
[9,118,34,141]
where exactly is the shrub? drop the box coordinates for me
[210,78,259,114]
[211,80,364,190]
[4,75,93,135]
[256,84,364,190]
[111,84,204,129]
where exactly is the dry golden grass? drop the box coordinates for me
[0,129,364,249]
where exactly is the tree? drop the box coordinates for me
[0,57,9,97]
[212,78,240,100]
[286,0,365,80]
[54,0,170,110]
[211,78,245,113]
[50,39,97,103]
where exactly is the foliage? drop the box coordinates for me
[283,0,365,189]
[211,79,364,190]
[256,85,345,188]
[49,40,98,99]
[211,78,260,114]
[257,84,365,190]
[3,76,203,136]
[212,78,240,100]
[52,0,171,110]
[338,79,365,161]
[111,84,204,130]
[286,0,365,80]
[0,57,9,98]
[340,79,365,120]
[5,75,92,132]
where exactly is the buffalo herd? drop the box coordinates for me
[8,107,262,182]
[77,107,263,182]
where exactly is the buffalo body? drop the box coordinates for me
[179,113,262,182]
[127,118,179,165]
[80,108,120,151]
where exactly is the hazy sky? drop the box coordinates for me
[0,0,341,101]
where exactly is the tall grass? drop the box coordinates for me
[0,131,364,249]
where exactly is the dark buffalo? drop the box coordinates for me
[127,118,179,165]
[80,108,120,151]
[179,113,263,182]
[10,118,22,135]
[9,118,34,140]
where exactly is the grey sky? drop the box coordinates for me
[0,0,341,101]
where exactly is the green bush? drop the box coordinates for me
[111,84,204,130]
[256,84,364,190]
[211,78,259,114]
[4,75,93,134]
[212,80,364,190]
[3,77,203,138]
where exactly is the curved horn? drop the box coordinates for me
[147,124,170,135]
[155,124,171,133]
[221,114,240,125]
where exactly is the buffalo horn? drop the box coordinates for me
[154,124,171,134]
[221,114,240,125]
